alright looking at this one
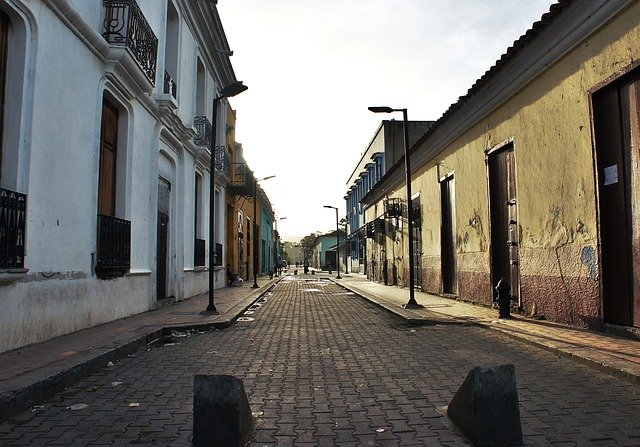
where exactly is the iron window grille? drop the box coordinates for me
[194,238,205,267]
[0,188,26,269]
[96,214,131,279]
[385,198,402,218]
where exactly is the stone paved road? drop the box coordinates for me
[2,277,640,446]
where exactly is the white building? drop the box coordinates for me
[0,0,241,353]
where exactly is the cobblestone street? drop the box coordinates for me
[2,277,640,446]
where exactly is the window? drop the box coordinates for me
[163,1,179,99]
[98,100,119,216]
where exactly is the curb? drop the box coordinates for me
[474,321,640,386]
[0,280,281,424]
[337,280,640,387]
[334,280,459,326]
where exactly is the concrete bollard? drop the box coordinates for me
[193,375,253,447]
[495,278,512,319]
[447,364,523,447]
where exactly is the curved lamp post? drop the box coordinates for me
[323,205,342,279]
[206,81,248,314]
[253,175,275,288]
[368,106,423,309]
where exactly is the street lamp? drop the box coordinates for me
[207,81,248,314]
[323,205,342,279]
[274,217,287,276]
[253,175,275,288]
[368,106,422,309]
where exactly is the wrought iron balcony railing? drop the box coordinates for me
[213,242,223,267]
[193,116,212,147]
[0,188,26,269]
[102,0,159,83]
[164,70,177,99]
[366,218,385,239]
[214,146,231,178]
[194,238,205,267]
[227,162,255,197]
[385,198,403,218]
[96,214,131,279]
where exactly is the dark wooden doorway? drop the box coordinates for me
[593,70,640,327]
[157,178,170,300]
[411,196,423,289]
[441,174,457,294]
[488,143,520,304]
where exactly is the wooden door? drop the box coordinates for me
[488,144,520,303]
[157,179,170,300]
[441,175,457,294]
[593,71,640,326]
[99,101,118,216]
[411,196,423,289]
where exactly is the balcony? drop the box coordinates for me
[227,162,255,198]
[214,146,232,179]
[385,198,402,218]
[194,238,205,267]
[96,214,131,279]
[163,70,177,99]
[0,188,26,270]
[193,116,212,148]
[102,0,158,85]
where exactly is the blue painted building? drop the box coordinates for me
[344,120,433,273]
[260,194,274,275]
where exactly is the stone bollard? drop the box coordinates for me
[193,375,253,447]
[495,278,511,319]
[447,364,523,447]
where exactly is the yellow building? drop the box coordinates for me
[225,108,273,282]
[362,0,640,329]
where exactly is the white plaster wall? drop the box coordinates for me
[0,0,235,352]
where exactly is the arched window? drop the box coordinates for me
[163,1,179,99]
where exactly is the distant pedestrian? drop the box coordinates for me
[326,259,332,275]
[303,258,309,274]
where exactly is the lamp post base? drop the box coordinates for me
[403,301,424,310]
[336,274,342,279]
[202,304,219,315]
[252,283,259,289]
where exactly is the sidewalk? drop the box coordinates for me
[337,273,640,386]
[0,276,279,423]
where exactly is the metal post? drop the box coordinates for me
[252,178,259,288]
[205,81,247,313]
[206,97,220,313]
[402,109,420,308]
[273,220,277,277]
[342,220,348,274]
[335,208,341,279]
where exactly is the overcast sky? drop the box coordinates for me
[217,0,554,241]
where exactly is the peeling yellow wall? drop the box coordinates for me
[366,3,640,326]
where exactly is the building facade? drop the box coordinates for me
[345,120,433,274]
[0,0,243,353]
[361,0,640,329]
